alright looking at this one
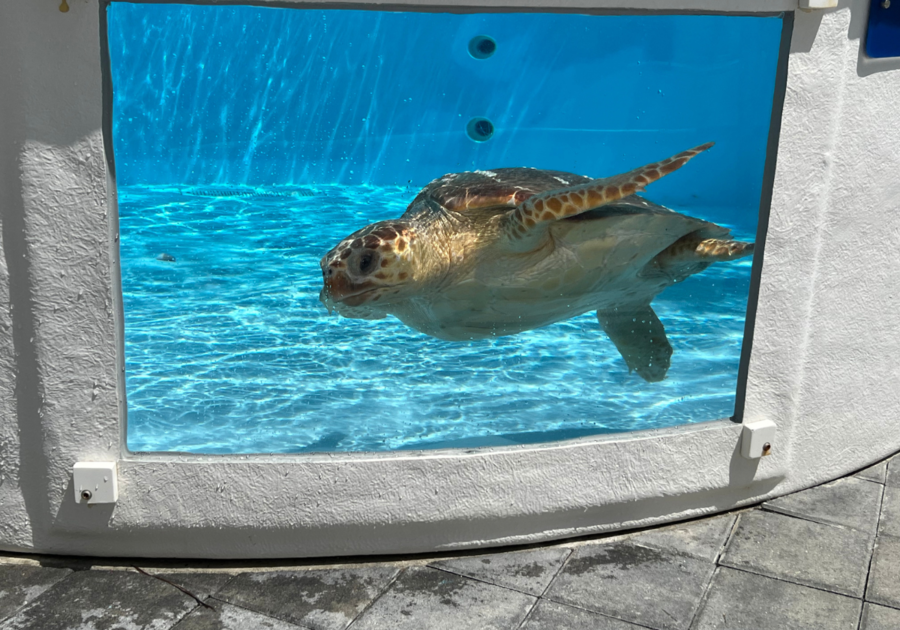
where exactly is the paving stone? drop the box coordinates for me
[861,602,900,630]
[692,567,861,630]
[521,599,645,630]
[545,540,714,630]
[173,599,307,630]
[626,513,736,561]
[0,569,197,630]
[762,476,883,533]
[350,566,535,630]
[878,485,900,538]
[0,564,72,621]
[428,547,570,596]
[856,460,889,484]
[147,571,237,600]
[886,456,900,488]
[720,510,872,597]
[216,566,397,630]
[866,534,900,609]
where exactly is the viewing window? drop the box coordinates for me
[107,4,786,454]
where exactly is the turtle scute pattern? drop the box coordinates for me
[319,220,417,309]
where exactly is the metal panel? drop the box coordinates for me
[866,0,900,58]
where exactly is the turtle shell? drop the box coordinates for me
[402,168,593,218]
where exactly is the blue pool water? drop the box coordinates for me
[108,5,784,453]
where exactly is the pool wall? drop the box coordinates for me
[0,0,899,558]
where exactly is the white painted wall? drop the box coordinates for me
[0,0,897,558]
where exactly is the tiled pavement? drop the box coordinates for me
[2,454,899,630]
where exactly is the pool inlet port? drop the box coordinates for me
[468,35,497,60]
[466,117,494,142]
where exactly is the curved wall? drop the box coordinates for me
[0,0,897,558]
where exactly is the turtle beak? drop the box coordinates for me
[319,263,343,312]
[318,285,334,314]
[320,269,377,308]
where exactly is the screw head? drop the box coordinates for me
[80,490,92,501]
[883,0,891,8]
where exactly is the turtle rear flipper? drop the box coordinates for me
[597,305,673,382]
[650,234,755,283]
[501,142,714,252]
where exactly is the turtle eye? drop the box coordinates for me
[357,251,376,274]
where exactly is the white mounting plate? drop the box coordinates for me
[741,420,777,459]
[799,0,838,8]
[73,462,118,504]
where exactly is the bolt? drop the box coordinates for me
[762,442,772,456]
[81,490,92,501]
[883,0,891,8]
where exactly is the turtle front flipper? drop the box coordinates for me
[597,305,673,382]
[500,142,714,252]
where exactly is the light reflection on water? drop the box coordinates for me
[121,185,750,453]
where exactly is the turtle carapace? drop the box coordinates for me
[319,143,753,382]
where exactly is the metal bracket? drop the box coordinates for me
[741,420,777,459]
[798,0,838,9]
[73,462,118,504]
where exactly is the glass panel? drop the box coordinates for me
[107,4,784,453]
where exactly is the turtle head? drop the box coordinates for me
[319,220,417,318]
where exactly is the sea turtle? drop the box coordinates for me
[319,143,753,382]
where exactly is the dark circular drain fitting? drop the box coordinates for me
[468,35,497,60]
[466,117,494,142]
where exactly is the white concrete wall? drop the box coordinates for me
[0,0,897,558]
[745,0,900,490]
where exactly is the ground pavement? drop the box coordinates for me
[0,453,898,630]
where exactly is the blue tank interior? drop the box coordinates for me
[107,5,785,453]
[109,6,782,233]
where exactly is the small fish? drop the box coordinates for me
[156,253,176,262]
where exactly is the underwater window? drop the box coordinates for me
[106,3,787,454]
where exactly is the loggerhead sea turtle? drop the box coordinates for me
[319,143,753,382]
